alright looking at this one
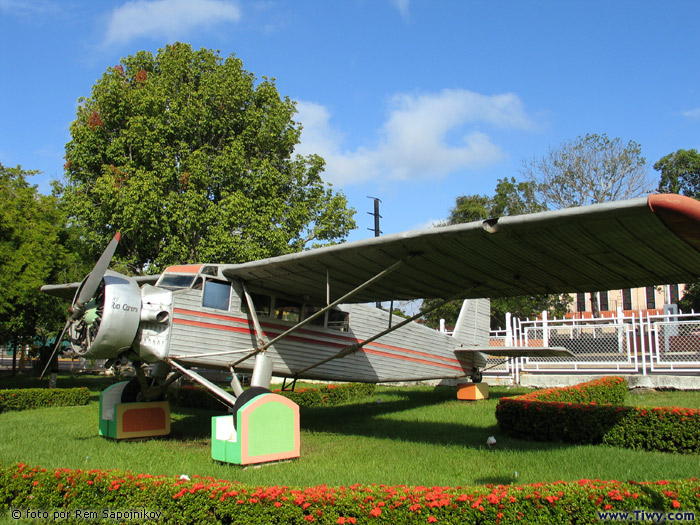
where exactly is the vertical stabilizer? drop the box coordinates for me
[452,298,491,347]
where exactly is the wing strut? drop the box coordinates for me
[293,285,478,378]
[231,258,409,368]
[242,281,269,349]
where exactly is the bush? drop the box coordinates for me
[168,386,228,411]
[274,383,376,407]
[2,463,699,524]
[170,383,376,410]
[496,376,700,453]
[0,388,90,413]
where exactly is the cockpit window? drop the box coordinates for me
[202,280,232,311]
[200,266,218,276]
[158,274,196,290]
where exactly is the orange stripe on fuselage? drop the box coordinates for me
[172,308,464,371]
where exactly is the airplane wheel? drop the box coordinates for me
[232,386,270,430]
[120,377,166,402]
[121,378,144,403]
[471,369,483,384]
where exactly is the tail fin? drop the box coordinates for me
[452,298,491,347]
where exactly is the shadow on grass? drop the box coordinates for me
[292,387,567,452]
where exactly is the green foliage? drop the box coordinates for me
[2,463,699,524]
[448,176,545,224]
[273,383,376,407]
[654,149,700,311]
[0,164,84,350]
[496,377,700,453]
[602,405,700,454]
[655,148,700,198]
[61,43,355,273]
[169,383,375,410]
[0,387,90,412]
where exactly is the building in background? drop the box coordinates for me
[567,284,683,319]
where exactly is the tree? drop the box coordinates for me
[655,149,700,309]
[655,148,700,198]
[61,43,356,273]
[520,133,652,209]
[421,178,571,329]
[0,164,83,373]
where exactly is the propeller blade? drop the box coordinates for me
[39,320,71,380]
[74,232,121,310]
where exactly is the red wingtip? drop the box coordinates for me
[649,194,700,251]
[114,232,121,242]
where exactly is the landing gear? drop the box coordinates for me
[120,362,173,403]
[471,368,483,383]
[120,377,144,403]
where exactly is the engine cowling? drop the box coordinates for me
[69,270,142,359]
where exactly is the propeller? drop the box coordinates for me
[40,233,121,380]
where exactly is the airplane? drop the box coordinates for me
[40,193,700,431]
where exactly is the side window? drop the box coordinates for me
[304,305,326,326]
[275,298,302,323]
[202,280,231,311]
[327,309,349,331]
[241,293,271,317]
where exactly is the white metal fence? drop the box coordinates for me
[479,308,700,382]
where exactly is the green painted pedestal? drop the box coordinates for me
[212,393,300,465]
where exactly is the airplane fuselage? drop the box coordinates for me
[131,264,482,383]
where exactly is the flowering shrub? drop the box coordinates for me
[2,464,699,524]
[0,388,90,413]
[170,383,375,410]
[496,377,700,453]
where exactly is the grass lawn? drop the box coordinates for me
[1,373,699,488]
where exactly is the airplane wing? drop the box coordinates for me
[41,275,161,300]
[222,194,700,304]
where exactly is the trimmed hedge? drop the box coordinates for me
[2,464,699,524]
[0,388,90,413]
[496,376,700,453]
[273,383,376,407]
[170,383,376,410]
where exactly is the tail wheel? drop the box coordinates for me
[471,369,483,384]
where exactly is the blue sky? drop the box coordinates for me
[2,0,700,243]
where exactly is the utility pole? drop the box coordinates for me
[367,197,382,308]
[367,196,382,237]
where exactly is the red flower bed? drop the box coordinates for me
[2,464,700,524]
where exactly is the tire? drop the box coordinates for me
[471,369,483,384]
[232,386,270,430]
[120,377,166,402]
[120,378,143,403]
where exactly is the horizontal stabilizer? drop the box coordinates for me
[455,346,574,357]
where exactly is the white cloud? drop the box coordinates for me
[681,108,700,119]
[391,0,410,20]
[0,0,59,16]
[103,0,241,46]
[295,89,535,186]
